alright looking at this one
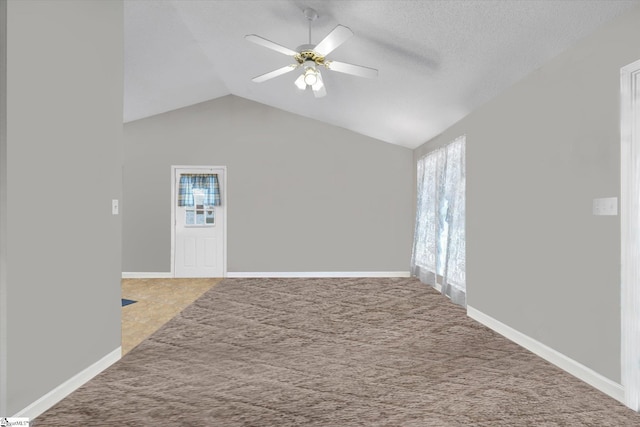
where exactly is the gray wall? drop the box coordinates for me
[414,5,640,384]
[123,95,414,273]
[0,0,7,415]
[1,0,123,415]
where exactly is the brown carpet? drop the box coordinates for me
[36,277,640,426]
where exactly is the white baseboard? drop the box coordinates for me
[467,306,624,404]
[226,271,411,278]
[123,272,412,279]
[14,347,121,419]
[122,272,173,279]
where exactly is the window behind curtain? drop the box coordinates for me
[178,174,221,226]
[411,136,466,306]
[178,174,221,207]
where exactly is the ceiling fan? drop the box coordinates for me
[245,7,378,98]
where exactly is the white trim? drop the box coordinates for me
[121,271,409,279]
[467,306,624,404]
[621,58,640,410]
[13,347,121,419]
[122,272,173,279]
[171,165,227,279]
[226,271,411,278]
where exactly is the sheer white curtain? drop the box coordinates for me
[411,136,466,306]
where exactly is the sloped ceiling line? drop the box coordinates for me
[124,0,639,149]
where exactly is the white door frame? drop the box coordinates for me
[621,58,640,411]
[170,165,227,278]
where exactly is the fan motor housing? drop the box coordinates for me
[294,44,325,66]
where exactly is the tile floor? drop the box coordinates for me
[121,278,222,355]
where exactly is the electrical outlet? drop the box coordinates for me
[593,197,617,216]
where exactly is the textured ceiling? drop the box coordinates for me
[124,0,639,148]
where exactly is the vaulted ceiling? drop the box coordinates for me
[124,0,639,148]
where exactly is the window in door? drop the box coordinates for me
[178,174,221,227]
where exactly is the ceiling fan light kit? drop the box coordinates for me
[294,74,307,90]
[303,67,318,86]
[245,7,377,98]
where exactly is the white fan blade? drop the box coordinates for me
[252,64,299,83]
[313,25,353,57]
[245,34,299,57]
[312,72,326,98]
[326,60,378,78]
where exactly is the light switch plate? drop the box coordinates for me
[112,199,119,215]
[593,197,617,216]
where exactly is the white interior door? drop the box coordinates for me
[621,58,640,410]
[173,167,225,278]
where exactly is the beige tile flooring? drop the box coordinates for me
[121,278,222,355]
